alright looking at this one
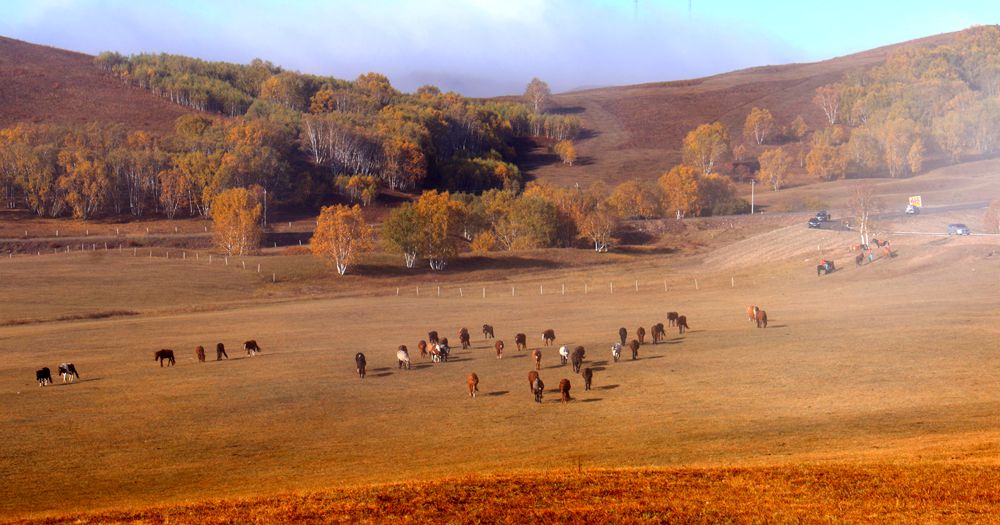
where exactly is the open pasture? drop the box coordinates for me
[1,230,999,519]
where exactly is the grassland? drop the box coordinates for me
[1,203,998,521]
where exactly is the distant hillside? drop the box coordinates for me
[0,36,192,134]
[526,31,959,188]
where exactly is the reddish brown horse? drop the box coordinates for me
[428,331,440,346]
[531,348,542,370]
[467,373,479,398]
[542,329,556,346]
[459,328,471,350]
[528,370,539,393]
[652,323,665,344]
[154,349,175,367]
[667,312,679,327]
[618,327,627,345]
[417,340,429,359]
[515,333,527,351]
[746,305,758,322]
[582,367,593,390]
[636,326,646,345]
[755,309,768,328]
[195,345,206,363]
[482,324,495,339]
[629,339,640,360]
[495,340,505,359]
[559,378,571,403]
[677,315,689,334]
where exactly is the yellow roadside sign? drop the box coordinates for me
[908,195,922,207]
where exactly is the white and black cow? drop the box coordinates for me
[58,363,80,383]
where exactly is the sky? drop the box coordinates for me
[1,0,998,97]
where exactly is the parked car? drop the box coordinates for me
[905,204,920,215]
[947,223,970,235]
[807,217,822,229]
[815,210,831,222]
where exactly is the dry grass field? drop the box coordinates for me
[2,199,999,521]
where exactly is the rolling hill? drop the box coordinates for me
[0,36,193,135]
[524,32,958,188]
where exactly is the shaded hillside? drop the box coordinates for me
[529,32,958,188]
[0,36,192,135]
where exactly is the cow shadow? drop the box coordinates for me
[633,355,664,361]
[507,354,527,359]
[485,390,509,397]
[580,398,603,403]
[591,360,608,366]
[371,372,393,378]
[590,366,606,372]
[768,324,788,328]
[411,364,434,370]
[597,384,620,390]
[545,364,569,370]
[371,367,392,372]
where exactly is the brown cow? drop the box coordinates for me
[418,340,429,359]
[482,324,495,339]
[667,312,679,326]
[495,340,505,359]
[571,346,586,373]
[216,342,228,360]
[755,309,768,328]
[467,373,479,398]
[677,315,689,334]
[459,328,471,350]
[542,329,556,346]
[629,339,640,360]
[652,323,665,344]
[559,378,571,403]
[532,348,542,370]
[528,370,539,393]
[746,305,759,322]
[618,327,627,345]
[582,367,593,390]
[195,345,206,363]
[428,331,440,346]
[636,326,646,345]
[515,333,527,351]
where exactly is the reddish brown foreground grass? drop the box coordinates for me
[9,465,1000,524]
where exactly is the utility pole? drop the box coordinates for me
[263,188,268,227]
[750,180,755,215]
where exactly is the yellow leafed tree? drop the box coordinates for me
[311,204,375,276]
[658,164,701,217]
[682,122,729,175]
[743,107,775,145]
[757,147,792,191]
[211,187,262,256]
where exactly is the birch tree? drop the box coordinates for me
[311,204,374,276]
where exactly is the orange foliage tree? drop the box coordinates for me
[658,164,701,217]
[743,107,775,145]
[553,140,577,165]
[311,204,374,276]
[608,179,661,219]
[211,187,262,256]
[757,147,792,191]
[682,122,729,175]
[413,190,467,270]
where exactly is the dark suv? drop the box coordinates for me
[807,217,822,229]
[815,210,831,222]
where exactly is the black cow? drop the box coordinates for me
[36,367,52,386]
[355,352,367,379]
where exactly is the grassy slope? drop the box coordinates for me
[0,36,193,135]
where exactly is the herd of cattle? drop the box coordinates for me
[32,309,772,396]
[349,310,710,404]
[34,340,262,386]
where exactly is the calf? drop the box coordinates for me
[528,370,540,394]
[467,373,479,398]
[571,346,586,373]
[532,348,542,370]
[582,367,593,391]
[355,352,367,379]
[495,340,505,359]
[36,367,52,387]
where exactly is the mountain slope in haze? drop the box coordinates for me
[0,36,193,135]
[527,32,959,188]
